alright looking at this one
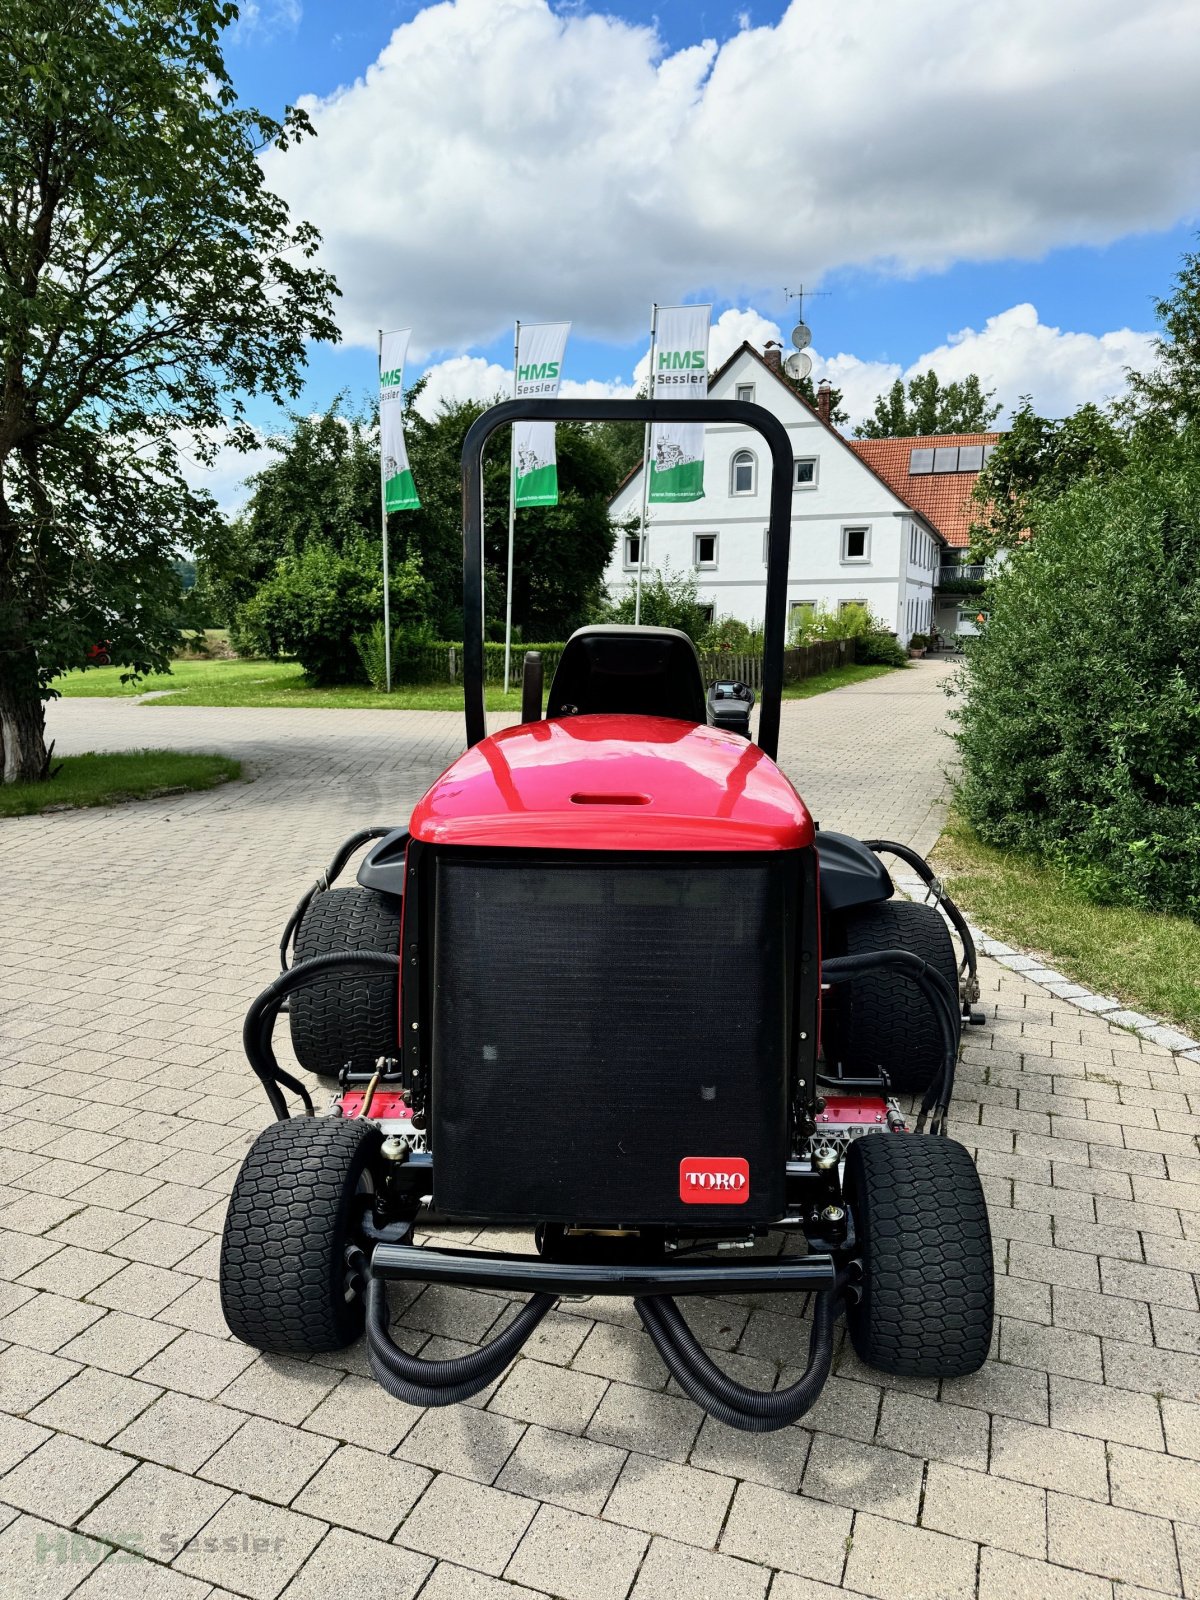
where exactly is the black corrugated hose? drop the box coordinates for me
[637,1289,840,1432]
[278,826,398,970]
[363,1274,556,1406]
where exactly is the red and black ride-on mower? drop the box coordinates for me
[220,397,993,1432]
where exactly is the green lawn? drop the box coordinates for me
[782,662,902,699]
[55,659,526,712]
[0,750,241,818]
[57,655,901,712]
[933,810,1200,1035]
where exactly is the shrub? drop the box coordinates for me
[354,619,435,690]
[237,542,429,686]
[856,630,908,668]
[953,434,1200,919]
[789,602,879,646]
[698,615,764,655]
[908,632,929,650]
[602,563,712,641]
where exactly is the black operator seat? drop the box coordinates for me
[546,625,708,723]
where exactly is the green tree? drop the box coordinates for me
[854,371,1001,439]
[968,398,1129,559]
[1125,233,1200,431]
[0,0,337,781]
[602,563,712,641]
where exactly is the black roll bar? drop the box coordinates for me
[460,399,796,760]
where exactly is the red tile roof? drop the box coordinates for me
[848,433,1002,549]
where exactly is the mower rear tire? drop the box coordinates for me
[844,1132,993,1378]
[220,1116,380,1354]
[828,899,958,1093]
[289,887,401,1081]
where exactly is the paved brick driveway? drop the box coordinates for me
[0,661,1197,1600]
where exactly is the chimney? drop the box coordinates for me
[817,379,832,426]
[763,339,782,373]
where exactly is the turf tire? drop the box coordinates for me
[844,1132,993,1378]
[828,899,959,1093]
[220,1116,380,1354]
[289,886,401,1081]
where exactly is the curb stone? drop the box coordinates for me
[890,870,1200,1061]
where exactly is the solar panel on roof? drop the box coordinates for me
[933,446,959,472]
[957,444,984,471]
[982,444,996,464]
[909,448,934,475]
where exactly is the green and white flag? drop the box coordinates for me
[648,304,711,503]
[512,321,570,507]
[380,329,419,512]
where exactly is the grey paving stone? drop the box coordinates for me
[603,1451,734,1547]
[1162,1398,1200,1460]
[0,1410,50,1474]
[1049,1374,1165,1450]
[292,1444,430,1539]
[133,1328,257,1399]
[489,1359,608,1436]
[279,1526,432,1600]
[630,1534,769,1600]
[991,1414,1111,1500]
[842,1511,977,1600]
[1108,1440,1200,1525]
[67,1550,213,1600]
[719,1480,850,1584]
[110,1389,245,1474]
[394,1403,525,1484]
[171,1491,327,1600]
[0,1344,79,1414]
[80,1461,230,1556]
[417,1564,548,1600]
[215,1354,341,1426]
[27,1366,160,1445]
[874,1390,989,1470]
[801,1430,924,1521]
[0,1431,134,1524]
[505,1502,649,1600]
[688,1411,810,1491]
[978,1547,1113,1600]
[922,1461,1046,1558]
[301,1373,423,1452]
[495,1423,627,1515]
[0,1511,108,1600]
[396,1471,536,1577]
[199,1415,337,1504]
[586,1381,701,1463]
[0,1290,105,1354]
[1047,1492,1180,1590]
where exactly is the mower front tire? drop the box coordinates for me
[220,1116,380,1354]
[843,1132,993,1378]
[827,899,959,1093]
[289,886,401,1081]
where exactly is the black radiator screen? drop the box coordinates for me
[430,852,793,1223]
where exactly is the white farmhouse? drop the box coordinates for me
[604,340,996,642]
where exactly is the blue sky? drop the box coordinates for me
[199,0,1199,501]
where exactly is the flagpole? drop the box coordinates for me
[378,328,392,694]
[634,302,658,626]
[503,320,520,697]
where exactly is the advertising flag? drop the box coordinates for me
[648,304,711,503]
[380,329,419,512]
[513,321,571,507]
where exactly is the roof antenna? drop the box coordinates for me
[781,285,829,383]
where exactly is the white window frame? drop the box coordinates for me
[790,599,816,629]
[730,448,757,497]
[839,598,868,615]
[841,524,871,564]
[735,382,755,404]
[698,601,715,624]
[793,456,819,491]
[623,531,646,570]
[693,532,718,569]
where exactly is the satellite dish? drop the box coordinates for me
[784,351,812,381]
[790,320,812,351]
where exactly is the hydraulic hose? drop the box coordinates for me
[821,949,961,1133]
[862,838,979,990]
[363,1274,556,1406]
[279,826,399,970]
[637,1290,840,1432]
[243,950,401,1119]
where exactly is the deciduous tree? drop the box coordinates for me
[0,0,337,780]
[854,371,1001,439]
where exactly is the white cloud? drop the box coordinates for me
[173,432,279,518]
[411,354,511,418]
[810,303,1156,427]
[263,0,1200,352]
[233,0,302,42]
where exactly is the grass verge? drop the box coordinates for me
[0,750,241,818]
[782,662,902,699]
[932,809,1200,1035]
[54,659,525,711]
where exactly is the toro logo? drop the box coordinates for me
[679,1157,750,1205]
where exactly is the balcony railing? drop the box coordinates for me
[937,563,985,588]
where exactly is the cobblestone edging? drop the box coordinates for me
[892,869,1200,1066]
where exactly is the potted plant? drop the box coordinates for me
[908,632,929,658]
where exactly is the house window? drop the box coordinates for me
[624,532,646,569]
[694,533,718,568]
[790,600,816,636]
[793,456,818,489]
[698,603,715,624]
[731,449,756,495]
[841,525,870,563]
[736,383,755,404]
[839,599,867,615]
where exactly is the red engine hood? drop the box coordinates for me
[409,715,813,851]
